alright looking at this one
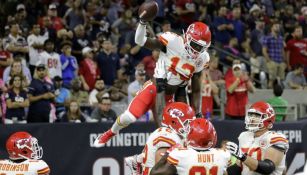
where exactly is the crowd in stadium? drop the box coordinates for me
[0,0,306,124]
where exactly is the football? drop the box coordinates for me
[138,1,159,21]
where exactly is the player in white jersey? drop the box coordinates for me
[38,39,62,78]
[0,131,50,175]
[150,118,231,175]
[226,101,289,175]
[94,17,211,147]
[125,102,195,175]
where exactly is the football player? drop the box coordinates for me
[125,102,195,175]
[226,101,289,175]
[0,131,50,175]
[150,118,231,175]
[94,19,211,147]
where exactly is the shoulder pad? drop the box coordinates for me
[167,147,189,166]
[158,32,183,47]
[268,132,289,152]
[36,160,50,174]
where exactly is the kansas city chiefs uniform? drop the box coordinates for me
[167,147,231,175]
[142,127,183,175]
[239,131,289,175]
[0,159,50,175]
[158,32,210,86]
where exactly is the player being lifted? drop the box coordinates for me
[226,101,289,175]
[0,131,50,175]
[94,1,211,147]
[150,118,231,175]
[125,102,195,175]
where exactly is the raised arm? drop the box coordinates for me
[135,22,165,51]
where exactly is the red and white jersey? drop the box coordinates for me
[239,131,289,175]
[158,32,210,86]
[38,51,62,78]
[167,147,231,175]
[0,159,50,175]
[142,127,182,174]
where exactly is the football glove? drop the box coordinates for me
[154,59,166,79]
[226,141,247,161]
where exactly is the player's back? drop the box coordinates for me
[0,159,50,175]
[142,127,182,169]
[167,147,230,175]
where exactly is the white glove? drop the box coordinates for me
[226,141,247,161]
[153,59,166,79]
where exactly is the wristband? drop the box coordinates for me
[240,153,247,162]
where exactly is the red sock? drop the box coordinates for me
[128,82,156,119]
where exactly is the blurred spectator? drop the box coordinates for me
[63,0,86,30]
[27,24,48,75]
[54,76,70,116]
[299,7,307,38]
[89,79,109,106]
[114,68,129,95]
[28,64,55,123]
[247,4,262,30]
[14,4,30,35]
[109,79,128,102]
[142,50,159,79]
[38,39,62,79]
[208,56,225,86]
[284,64,306,89]
[43,4,64,31]
[0,39,13,79]
[225,61,255,120]
[3,58,31,86]
[60,99,86,123]
[201,70,218,119]
[156,19,171,37]
[111,8,136,46]
[128,69,146,103]
[39,16,57,41]
[86,3,111,41]
[79,47,100,91]
[96,38,120,86]
[197,2,212,27]
[107,0,124,25]
[213,6,234,46]
[175,0,196,29]
[250,18,265,58]
[60,41,78,87]
[221,37,241,68]
[231,7,245,43]
[281,5,297,35]
[262,22,286,88]
[5,75,29,124]
[90,97,117,122]
[70,78,89,104]
[267,79,288,122]
[285,26,307,76]
[55,29,74,51]
[3,23,29,59]
[72,24,89,62]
